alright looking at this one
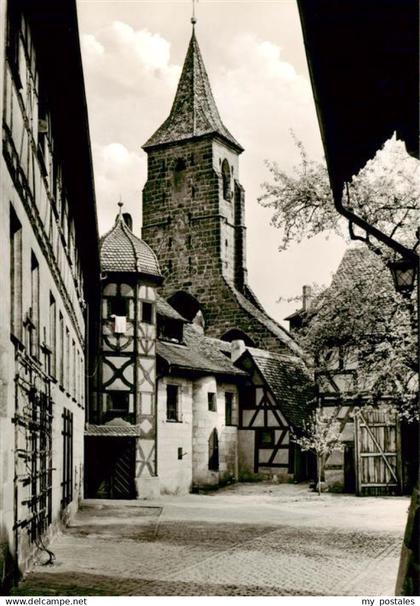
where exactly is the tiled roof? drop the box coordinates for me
[157,324,247,377]
[100,213,161,277]
[229,284,302,356]
[143,31,243,152]
[245,348,315,428]
[85,423,141,437]
[330,246,381,289]
[156,296,187,321]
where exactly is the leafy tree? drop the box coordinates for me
[259,136,419,257]
[300,248,417,420]
[259,136,418,420]
[292,407,344,495]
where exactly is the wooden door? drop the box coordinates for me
[355,407,401,496]
[85,437,136,499]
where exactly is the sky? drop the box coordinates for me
[76,0,349,324]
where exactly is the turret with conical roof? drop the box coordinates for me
[89,205,162,499]
[100,206,161,279]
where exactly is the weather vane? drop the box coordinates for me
[191,0,198,26]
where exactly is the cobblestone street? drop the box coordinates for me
[14,483,408,596]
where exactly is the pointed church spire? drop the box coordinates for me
[143,30,243,152]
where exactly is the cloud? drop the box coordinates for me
[80,19,340,324]
[81,33,105,57]
[80,22,183,234]
[211,33,318,163]
[81,22,181,95]
[92,142,146,233]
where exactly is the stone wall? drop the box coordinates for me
[142,136,293,353]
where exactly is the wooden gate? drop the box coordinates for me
[354,407,401,496]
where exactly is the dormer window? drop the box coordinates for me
[222,159,232,201]
[158,317,184,343]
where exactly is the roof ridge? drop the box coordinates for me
[192,30,196,137]
[121,221,142,272]
[226,281,302,356]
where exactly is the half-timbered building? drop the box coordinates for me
[286,248,417,495]
[234,346,314,481]
[85,209,162,499]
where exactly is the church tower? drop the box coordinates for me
[142,25,298,354]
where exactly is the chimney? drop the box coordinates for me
[122,213,133,231]
[302,285,312,311]
[231,339,246,363]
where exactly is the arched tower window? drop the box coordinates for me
[208,428,219,471]
[173,158,186,190]
[221,159,231,201]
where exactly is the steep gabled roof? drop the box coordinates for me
[143,30,243,152]
[156,295,187,321]
[240,348,315,428]
[230,284,303,356]
[100,212,162,278]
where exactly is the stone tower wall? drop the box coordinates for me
[142,136,294,353]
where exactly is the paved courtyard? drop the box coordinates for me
[14,483,408,596]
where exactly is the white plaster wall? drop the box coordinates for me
[0,2,15,554]
[0,39,87,569]
[157,376,193,494]
[192,376,239,488]
[238,430,255,478]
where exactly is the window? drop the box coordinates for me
[108,392,129,414]
[222,159,231,200]
[208,428,219,471]
[72,339,76,397]
[6,2,21,79]
[61,409,73,508]
[109,296,127,317]
[142,302,153,324]
[59,312,64,386]
[10,207,22,339]
[158,318,183,343]
[49,293,56,377]
[30,252,40,357]
[65,327,70,392]
[225,392,234,425]
[257,429,275,448]
[208,392,217,412]
[167,385,179,422]
[80,355,84,405]
[174,158,186,189]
